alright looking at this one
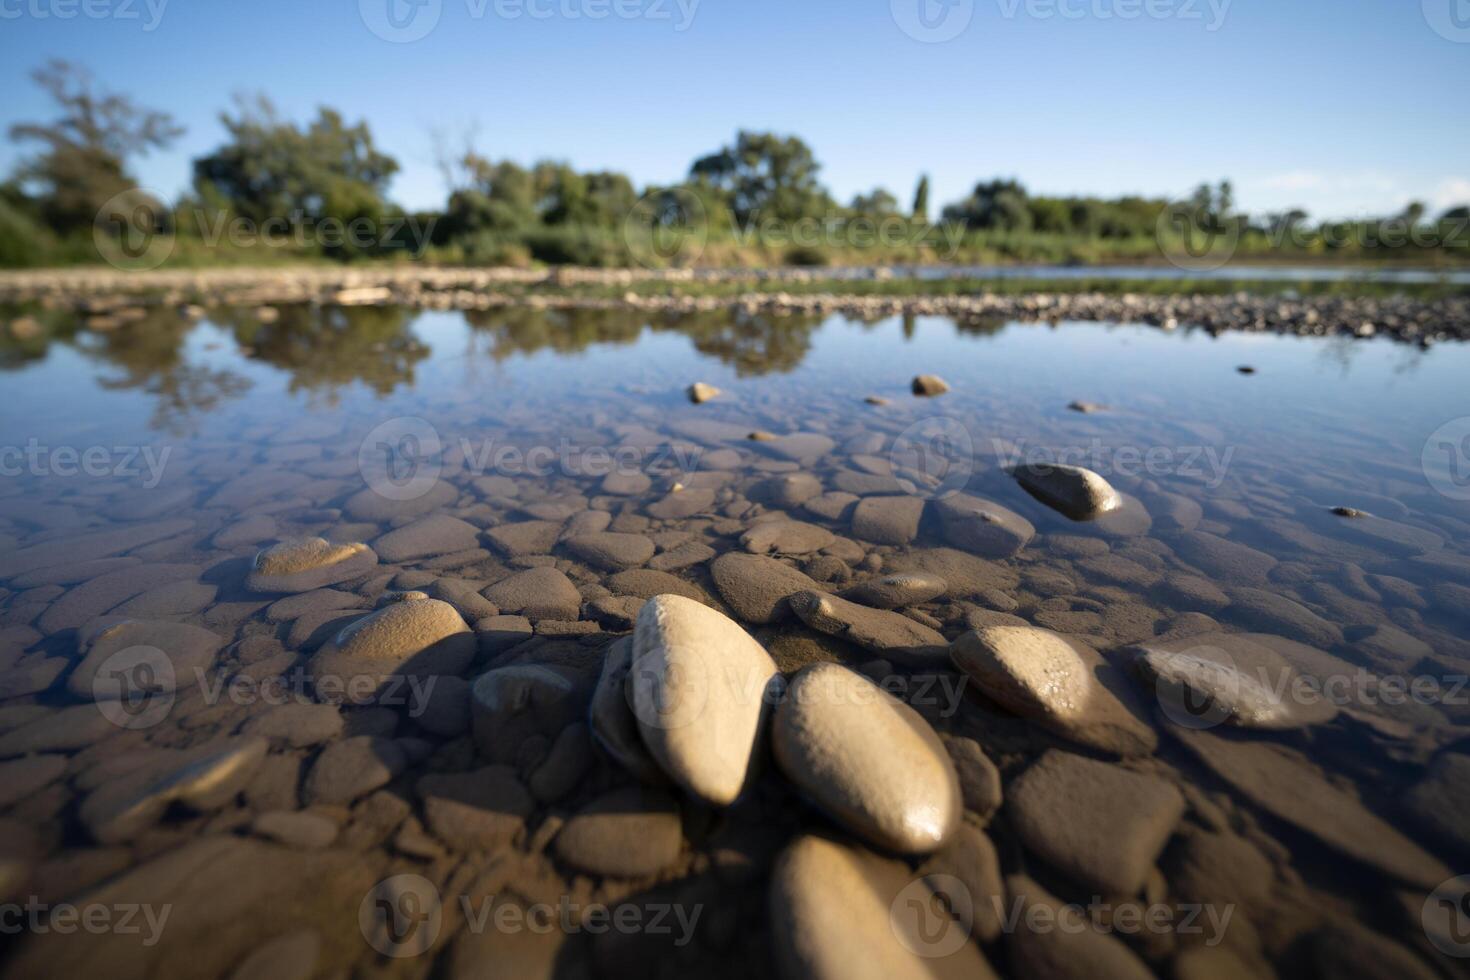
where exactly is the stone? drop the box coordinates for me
[587,595,646,630]
[1005,875,1153,980]
[417,766,533,850]
[475,615,534,658]
[245,538,378,593]
[774,663,960,853]
[602,471,652,496]
[918,824,1005,943]
[228,930,321,980]
[471,665,588,765]
[933,494,1035,558]
[1171,725,1451,888]
[849,496,925,546]
[305,736,406,805]
[771,834,998,980]
[884,548,1020,599]
[342,480,458,523]
[804,491,860,522]
[1223,587,1344,648]
[373,514,481,562]
[1172,532,1277,585]
[686,381,721,403]
[1153,574,1230,612]
[242,703,343,747]
[751,473,823,509]
[741,520,836,555]
[528,722,592,802]
[310,598,475,706]
[483,567,581,621]
[0,518,193,579]
[252,811,338,849]
[910,374,950,396]
[81,738,269,843]
[838,573,947,610]
[789,591,949,664]
[0,755,67,809]
[486,520,564,557]
[1404,752,1470,858]
[212,515,278,549]
[951,626,1157,756]
[754,433,837,462]
[588,637,667,784]
[604,569,710,605]
[564,531,655,570]
[36,562,202,634]
[631,595,780,806]
[1310,922,1441,980]
[410,674,472,737]
[709,552,822,624]
[941,735,1002,820]
[554,786,683,877]
[1011,463,1121,520]
[423,578,499,622]
[648,540,716,572]
[1008,750,1184,896]
[1131,632,1338,730]
[0,705,117,757]
[646,487,716,520]
[69,618,224,700]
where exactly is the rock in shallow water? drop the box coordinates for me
[838,573,947,610]
[789,590,949,664]
[950,626,1156,756]
[245,538,378,593]
[1011,463,1121,520]
[770,834,998,980]
[910,374,951,397]
[81,738,269,843]
[588,637,666,784]
[1008,750,1184,896]
[483,566,582,621]
[850,495,925,546]
[372,514,481,562]
[69,618,224,700]
[472,664,588,765]
[773,663,960,853]
[564,531,656,570]
[554,786,683,877]
[933,493,1035,557]
[631,595,780,806]
[741,520,836,555]
[709,552,821,624]
[310,597,475,705]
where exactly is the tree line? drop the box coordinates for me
[3,61,1466,268]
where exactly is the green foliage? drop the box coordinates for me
[689,131,834,224]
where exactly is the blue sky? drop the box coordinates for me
[1,0,1467,219]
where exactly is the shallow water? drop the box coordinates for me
[2,305,1469,977]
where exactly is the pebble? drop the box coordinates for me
[910,374,950,396]
[416,766,532,850]
[770,834,998,980]
[304,736,406,805]
[918,823,1006,942]
[310,597,475,705]
[486,520,563,557]
[81,738,269,843]
[789,590,949,664]
[564,531,656,570]
[1005,874,1153,980]
[245,538,378,594]
[850,495,925,545]
[0,755,67,809]
[773,663,960,853]
[588,636,667,784]
[1223,587,1344,648]
[1011,463,1122,520]
[646,486,716,519]
[1172,531,1278,585]
[242,703,344,747]
[252,811,339,849]
[933,493,1035,557]
[709,552,822,623]
[752,433,837,462]
[553,786,683,877]
[1404,752,1470,858]
[483,566,582,620]
[631,595,780,805]
[941,735,1003,820]
[372,514,481,562]
[687,382,721,403]
[70,618,224,700]
[1008,750,1184,895]
[751,473,824,508]
[228,931,321,980]
[741,520,835,555]
[601,471,652,496]
[951,626,1157,756]
[837,573,947,609]
[471,665,587,765]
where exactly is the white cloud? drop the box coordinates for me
[1429,178,1470,213]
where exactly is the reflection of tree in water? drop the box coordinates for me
[76,310,251,434]
[463,307,823,376]
[952,316,1008,339]
[221,305,428,402]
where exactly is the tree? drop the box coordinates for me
[192,96,399,255]
[688,131,832,224]
[849,188,899,218]
[7,60,182,234]
[942,179,1032,231]
[912,175,930,222]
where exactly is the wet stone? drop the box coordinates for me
[486,520,564,557]
[483,566,581,621]
[563,531,656,570]
[1008,750,1185,896]
[951,626,1157,756]
[773,663,960,853]
[471,665,588,765]
[1223,587,1344,648]
[71,618,225,700]
[849,495,925,546]
[789,590,949,664]
[245,538,378,594]
[709,552,822,624]
[740,520,835,555]
[242,703,344,748]
[910,374,950,396]
[588,637,666,785]
[838,572,947,610]
[933,493,1036,558]
[1012,463,1122,521]
[310,597,474,705]
[372,514,481,562]
[416,766,533,851]
[304,736,406,806]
